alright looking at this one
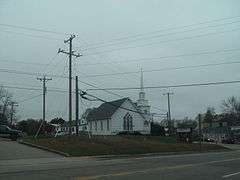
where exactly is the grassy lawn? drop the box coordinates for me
[23,135,228,156]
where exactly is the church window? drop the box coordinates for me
[101,121,103,131]
[90,122,92,131]
[107,120,110,131]
[95,121,97,131]
[123,113,133,131]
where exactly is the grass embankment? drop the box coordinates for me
[23,136,227,156]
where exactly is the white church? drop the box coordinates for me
[81,71,152,135]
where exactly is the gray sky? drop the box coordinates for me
[0,0,240,121]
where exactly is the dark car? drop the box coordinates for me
[0,125,23,141]
[222,138,235,144]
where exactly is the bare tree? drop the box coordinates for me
[221,96,240,125]
[0,86,14,125]
[222,96,240,115]
[203,107,216,127]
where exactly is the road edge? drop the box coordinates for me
[18,140,230,159]
[18,140,70,157]
[90,148,231,159]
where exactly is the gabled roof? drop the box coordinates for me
[86,98,128,121]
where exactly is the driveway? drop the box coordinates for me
[0,138,61,160]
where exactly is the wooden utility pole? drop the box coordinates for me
[75,76,79,135]
[35,75,52,138]
[163,92,174,134]
[10,102,18,126]
[58,34,81,135]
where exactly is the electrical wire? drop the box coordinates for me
[84,27,240,56]
[18,94,42,103]
[81,48,240,66]
[84,20,240,50]
[0,23,69,35]
[83,15,240,48]
[83,93,146,115]
[80,60,240,78]
[86,80,240,91]
[0,29,62,41]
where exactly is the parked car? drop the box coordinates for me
[0,125,23,141]
[222,138,235,144]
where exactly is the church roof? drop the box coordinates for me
[86,98,129,121]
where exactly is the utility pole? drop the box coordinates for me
[58,34,81,135]
[163,92,174,135]
[198,114,202,152]
[75,76,79,135]
[35,75,52,138]
[10,102,18,126]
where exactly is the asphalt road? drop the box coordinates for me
[0,138,61,160]
[0,138,240,180]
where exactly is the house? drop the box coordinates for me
[86,97,151,135]
[201,116,240,142]
[56,121,77,135]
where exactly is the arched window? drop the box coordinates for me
[123,113,133,131]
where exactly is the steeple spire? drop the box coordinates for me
[139,68,145,100]
[140,68,144,92]
[137,68,150,115]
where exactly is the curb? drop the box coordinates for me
[89,149,231,159]
[18,140,70,157]
[18,141,230,159]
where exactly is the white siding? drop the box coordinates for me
[111,100,150,135]
[90,119,112,135]
[87,99,150,135]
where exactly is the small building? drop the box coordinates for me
[176,128,193,143]
[86,97,151,135]
[57,121,77,135]
[202,118,240,142]
[84,70,152,135]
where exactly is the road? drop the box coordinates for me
[0,138,61,160]
[0,138,240,180]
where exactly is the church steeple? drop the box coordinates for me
[140,68,143,91]
[139,68,145,100]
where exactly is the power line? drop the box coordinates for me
[18,94,42,103]
[83,15,240,48]
[0,61,239,93]
[0,29,62,41]
[2,47,238,68]
[83,20,240,50]
[0,59,49,66]
[78,79,123,98]
[84,27,240,56]
[0,23,69,35]
[81,92,145,115]
[81,48,240,66]
[79,60,240,78]
[0,67,122,98]
[86,80,240,91]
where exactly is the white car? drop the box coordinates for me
[54,131,66,137]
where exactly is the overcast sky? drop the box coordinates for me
[0,0,240,122]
